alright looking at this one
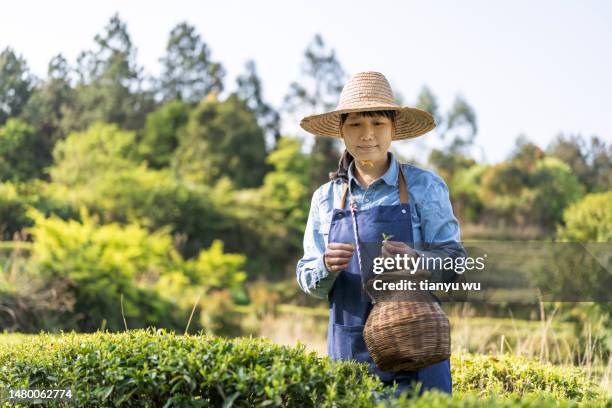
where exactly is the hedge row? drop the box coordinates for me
[0,328,608,407]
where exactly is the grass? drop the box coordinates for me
[251,302,612,395]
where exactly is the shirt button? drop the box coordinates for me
[364,198,370,202]
[402,209,407,214]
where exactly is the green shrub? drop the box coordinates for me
[25,209,246,332]
[1,330,608,407]
[389,391,610,407]
[557,191,612,242]
[451,353,601,401]
[0,181,78,240]
[0,119,46,182]
[0,329,385,407]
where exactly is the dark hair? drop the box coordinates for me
[329,110,397,181]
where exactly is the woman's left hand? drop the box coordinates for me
[381,240,431,279]
[381,240,418,259]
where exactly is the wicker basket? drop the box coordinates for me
[363,274,450,372]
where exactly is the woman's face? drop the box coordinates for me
[341,112,393,164]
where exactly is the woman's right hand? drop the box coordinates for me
[324,243,354,273]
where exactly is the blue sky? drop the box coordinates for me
[1,0,611,163]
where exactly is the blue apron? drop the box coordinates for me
[326,164,452,396]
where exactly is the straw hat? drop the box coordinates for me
[300,71,435,140]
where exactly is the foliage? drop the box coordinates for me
[479,149,583,230]
[429,149,477,187]
[0,330,607,407]
[548,134,612,193]
[0,47,35,126]
[25,209,246,332]
[19,54,76,167]
[0,329,386,407]
[442,96,478,150]
[388,391,609,407]
[0,180,77,240]
[284,34,345,189]
[173,94,268,188]
[50,122,138,186]
[136,100,191,168]
[556,191,612,243]
[530,157,584,228]
[223,136,312,278]
[0,119,45,182]
[416,86,442,127]
[451,352,601,401]
[0,242,77,332]
[65,14,155,132]
[258,136,311,236]
[236,60,280,147]
[48,122,232,257]
[157,22,225,103]
[448,164,488,223]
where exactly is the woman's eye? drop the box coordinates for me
[350,123,360,127]
[375,122,384,126]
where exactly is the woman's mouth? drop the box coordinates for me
[357,145,378,150]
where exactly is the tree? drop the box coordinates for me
[173,94,267,188]
[0,119,43,181]
[416,86,442,129]
[259,136,311,238]
[20,54,76,173]
[443,96,478,151]
[0,47,35,125]
[510,135,545,171]
[27,208,245,332]
[478,141,583,232]
[284,34,346,190]
[50,123,138,187]
[65,13,155,131]
[228,136,312,278]
[423,88,478,184]
[137,100,191,168]
[236,60,280,149]
[557,191,612,243]
[48,122,231,258]
[449,164,488,223]
[529,157,583,229]
[158,22,225,103]
[548,133,612,193]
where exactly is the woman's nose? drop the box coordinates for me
[361,124,375,140]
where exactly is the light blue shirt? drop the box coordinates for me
[296,152,466,299]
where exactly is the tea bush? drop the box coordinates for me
[451,352,601,400]
[0,329,384,407]
[1,329,608,407]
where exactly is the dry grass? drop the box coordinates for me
[461,223,546,240]
[254,302,611,394]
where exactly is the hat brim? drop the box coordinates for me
[300,105,435,140]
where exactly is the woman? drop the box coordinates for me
[296,72,465,397]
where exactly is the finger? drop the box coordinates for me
[328,243,355,251]
[326,256,352,265]
[383,240,409,250]
[327,263,349,273]
[383,243,412,256]
[326,249,354,258]
[381,246,398,258]
[381,247,392,258]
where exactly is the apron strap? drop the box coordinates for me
[339,162,409,209]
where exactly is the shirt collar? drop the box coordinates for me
[348,151,399,189]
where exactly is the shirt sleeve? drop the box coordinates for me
[413,175,467,283]
[296,187,339,299]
